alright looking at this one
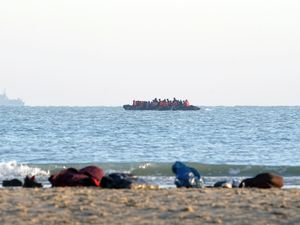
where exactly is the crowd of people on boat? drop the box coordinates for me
[132,98,190,108]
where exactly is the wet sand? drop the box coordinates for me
[0,188,300,225]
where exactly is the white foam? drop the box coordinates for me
[138,163,153,169]
[229,168,241,175]
[0,161,49,179]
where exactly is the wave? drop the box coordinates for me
[1,161,300,180]
[1,161,300,188]
[0,161,49,178]
[25,162,300,177]
[123,162,300,176]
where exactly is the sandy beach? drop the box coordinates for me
[0,188,299,225]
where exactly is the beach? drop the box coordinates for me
[1,188,299,225]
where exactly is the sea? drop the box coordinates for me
[0,106,299,188]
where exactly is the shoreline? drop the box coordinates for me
[1,188,300,224]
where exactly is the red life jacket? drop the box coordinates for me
[183,100,190,107]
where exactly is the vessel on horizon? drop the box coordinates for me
[123,98,200,110]
[0,91,25,106]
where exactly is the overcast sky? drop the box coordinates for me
[1,0,299,106]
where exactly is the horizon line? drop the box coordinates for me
[15,104,300,107]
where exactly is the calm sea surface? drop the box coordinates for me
[0,106,300,187]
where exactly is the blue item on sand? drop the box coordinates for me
[172,161,204,188]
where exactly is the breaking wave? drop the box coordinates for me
[23,162,300,177]
[0,161,49,179]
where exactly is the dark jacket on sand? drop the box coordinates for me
[239,173,284,188]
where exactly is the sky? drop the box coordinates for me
[0,0,300,106]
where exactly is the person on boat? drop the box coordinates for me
[159,99,164,107]
[183,100,190,107]
[172,98,178,107]
[145,101,151,109]
[151,98,158,108]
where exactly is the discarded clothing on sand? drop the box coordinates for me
[172,161,204,188]
[2,178,23,187]
[100,173,135,189]
[213,179,240,188]
[239,173,284,188]
[2,176,43,188]
[49,166,104,187]
[101,173,159,189]
[23,176,43,188]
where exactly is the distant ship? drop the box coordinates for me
[123,98,200,111]
[0,91,25,106]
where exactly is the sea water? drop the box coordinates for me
[0,106,299,188]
